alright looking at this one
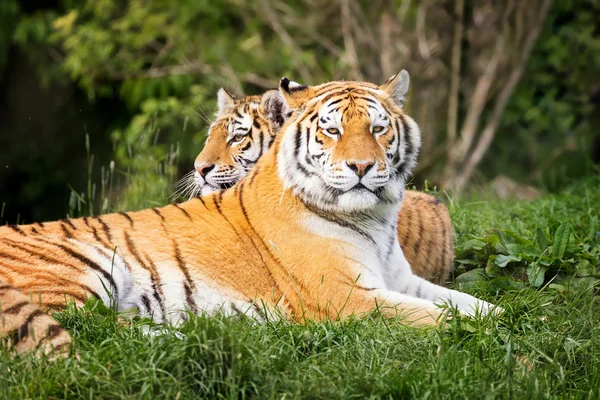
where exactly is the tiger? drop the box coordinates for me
[177,88,454,283]
[0,71,496,356]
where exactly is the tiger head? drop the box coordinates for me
[181,88,288,198]
[277,70,421,213]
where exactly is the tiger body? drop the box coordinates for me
[184,89,454,283]
[0,72,493,355]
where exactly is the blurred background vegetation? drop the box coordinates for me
[0,0,598,223]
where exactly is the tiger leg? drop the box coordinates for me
[0,283,72,356]
[384,241,500,317]
[340,288,443,326]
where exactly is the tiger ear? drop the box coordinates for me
[260,89,290,129]
[217,88,236,113]
[279,77,314,109]
[379,70,410,107]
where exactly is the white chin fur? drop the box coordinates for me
[194,172,219,196]
[336,189,380,212]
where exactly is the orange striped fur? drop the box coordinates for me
[0,72,494,355]
[0,283,72,356]
[179,91,454,283]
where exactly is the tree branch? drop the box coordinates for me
[452,0,553,192]
[446,0,464,157]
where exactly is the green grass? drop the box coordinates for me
[1,177,598,399]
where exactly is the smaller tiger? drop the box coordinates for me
[176,88,454,283]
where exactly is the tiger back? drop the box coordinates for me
[179,90,454,283]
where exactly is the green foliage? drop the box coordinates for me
[488,0,600,189]
[453,175,600,291]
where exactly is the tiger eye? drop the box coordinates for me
[232,134,246,143]
[372,126,385,134]
[326,127,340,135]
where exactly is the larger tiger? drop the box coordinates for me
[0,71,495,356]
[178,88,454,283]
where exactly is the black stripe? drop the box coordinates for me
[0,240,69,267]
[183,283,197,313]
[64,219,77,229]
[151,208,166,222]
[90,226,110,248]
[258,131,264,156]
[35,324,65,349]
[431,205,450,273]
[326,98,343,107]
[399,114,414,156]
[141,294,152,314]
[145,256,167,319]
[36,222,45,228]
[303,202,379,251]
[415,282,423,299]
[248,167,260,187]
[49,342,71,354]
[31,227,38,234]
[195,196,207,209]
[95,216,113,242]
[7,225,25,236]
[240,141,252,152]
[384,230,396,265]
[124,232,165,316]
[119,212,134,227]
[412,207,424,256]
[212,196,222,215]
[172,241,197,313]
[304,127,315,167]
[2,301,29,314]
[7,309,45,344]
[294,125,302,160]
[60,222,73,239]
[173,204,192,221]
[55,243,118,296]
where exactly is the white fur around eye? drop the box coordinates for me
[367,100,390,135]
[227,113,253,140]
[317,102,344,137]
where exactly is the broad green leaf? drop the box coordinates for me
[552,223,571,259]
[505,243,523,255]
[455,268,487,283]
[485,260,503,277]
[496,254,522,268]
[576,260,594,277]
[548,283,567,292]
[460,239,487,251]
[536,227,549,250]
[527,263,546,287]
[454,259,479,265]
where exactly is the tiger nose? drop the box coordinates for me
[346,161,374,178]
[195,163,215,178]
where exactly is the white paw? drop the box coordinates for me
[466,300,504,318]
[141,325,186,340]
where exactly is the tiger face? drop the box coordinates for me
[277,70,421,213]
[176,88,288,198]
